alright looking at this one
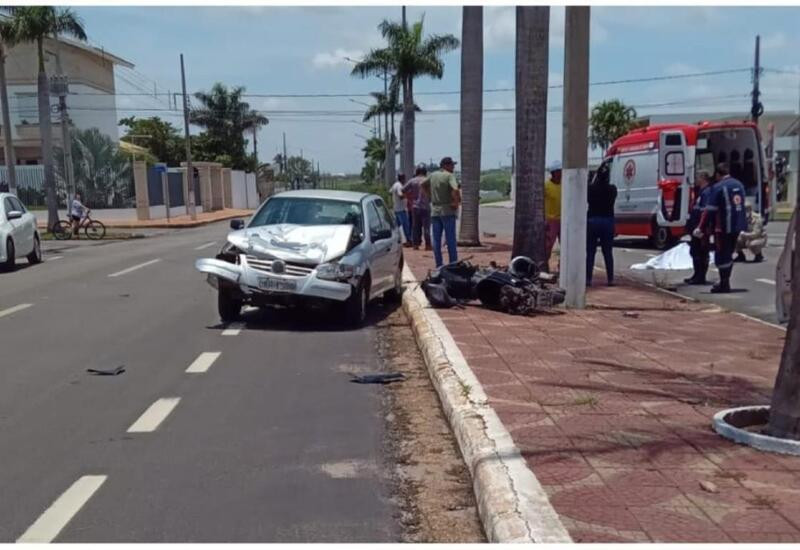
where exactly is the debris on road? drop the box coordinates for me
[699,480,719,493]
[350,372,406,384]
[623,311,640,319]
[87,366,126,376]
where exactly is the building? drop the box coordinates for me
[0,36,133,165]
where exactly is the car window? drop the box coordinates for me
[10,197,25,213]
[249,197,363,232]
[3,197,14,216]
[367,201,382,235]
[374,199,396,230]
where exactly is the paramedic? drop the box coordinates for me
[734,201,766,263]
[684,171,713,285]
[695,163,747,294]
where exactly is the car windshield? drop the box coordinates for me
[249,197,363,232]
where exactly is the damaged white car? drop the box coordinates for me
[195,190,404,326]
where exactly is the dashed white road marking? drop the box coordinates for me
[645,253,657,258]
[108,259,161,278]
[127,397,181,433]
[47,255,63,261]
[194,241,217,251]
[222,323,243,336]
[16,475,107,543]
[185,351,221,373]
[0,303,32,319]
[756,278,776,286]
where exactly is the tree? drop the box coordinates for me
[55,127,132,208]
[190,83,267,170]
[361,90,420,185]
[459,6,483,247]
[589,99,637,153]
[768,209,800,439]
[284,155,312,187]
[0,18,19,195]
[9,6,86,231]
[512,6,549,269]
[119,116,184,166]
[352,16,459,181]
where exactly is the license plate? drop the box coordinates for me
[258,276,297,292]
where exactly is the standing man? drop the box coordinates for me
[684,171,713,285]
[430,157,461,267]
[405,164,432,250]
[390,173,411,247]
[544,161,562,268]
[735,200,766,263]
[695,163,747,294]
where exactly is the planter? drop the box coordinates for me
[713,405,800,456]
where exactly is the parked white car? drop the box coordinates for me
[196,190,404,326]
[0,192,42,271]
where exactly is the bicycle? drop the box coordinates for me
[53,210,106,240]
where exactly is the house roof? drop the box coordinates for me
[51,37,134,69]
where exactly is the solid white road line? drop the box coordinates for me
[0,303,32,319]
[194,241,217,251]
[127,397,181,433]
[185,351,221,373]
[222,323,243,336]
[16,475,107,543]
[756,278,776,286]
[108,258,161,278]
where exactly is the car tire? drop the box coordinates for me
[383,256,404,303]
[1,239,15,272]
[650,222,674,251]
[27,234,42,264]
[345,276,369,327]
[218,288,242,323]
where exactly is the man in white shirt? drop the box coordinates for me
[71,193,88,236]
[390,173,412,246]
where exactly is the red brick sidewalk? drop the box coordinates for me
[405,239,800,543]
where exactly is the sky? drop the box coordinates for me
[75,5,800,174]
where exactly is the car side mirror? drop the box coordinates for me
[6,210,22,220]
[230,219,245,230]
[371,228,392,241]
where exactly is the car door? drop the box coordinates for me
[374,197,402,276]
[2,197,22,251]
[366,199,394,295]
[11,197,34,254]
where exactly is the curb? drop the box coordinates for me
[37,211,250,230]
[400,264,571,543]
[713,406,800,456]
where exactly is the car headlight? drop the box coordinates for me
[316,262,357,281]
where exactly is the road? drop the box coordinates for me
[0,222,399,542]
[480,204,789,325]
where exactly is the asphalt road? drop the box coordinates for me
[0,223,398,542]
[480,204,789,326]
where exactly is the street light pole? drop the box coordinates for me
[560,6,591,308]
[180,54,196,220]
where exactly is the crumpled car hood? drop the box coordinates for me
[228,224,354,265]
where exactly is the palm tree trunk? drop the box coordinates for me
[37,38,58,231]
[0,44,17,195]
[384,111,392,187]
[768,204,800,439]
[387,113,397,185]
[512,6,549,267]
[402,75,414,179]
[458,6,483,246]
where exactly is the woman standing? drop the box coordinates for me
[586,164,617,286]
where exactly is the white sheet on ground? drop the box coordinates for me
[630,242,715,271]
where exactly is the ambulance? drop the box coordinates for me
[599,120,769,249]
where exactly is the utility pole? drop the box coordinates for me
[180,54,196,220]
[252,126,258,167]
[54,46,75,212]
[282,132,288,175]
[560,6,591,309]
[751,35,763,124]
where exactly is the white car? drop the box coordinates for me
[0,192,42,271]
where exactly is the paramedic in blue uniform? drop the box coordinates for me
[684,171,713,285]
[695,163,747,294]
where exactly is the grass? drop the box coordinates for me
[459,380,472,400]
[572,395,599,407]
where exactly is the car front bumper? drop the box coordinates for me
[195,256,353,302]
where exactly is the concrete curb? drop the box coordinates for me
[37,211,252,230]
[400,265,571,543]
[713,406,800,456]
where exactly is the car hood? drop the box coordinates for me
[227,224,354,265]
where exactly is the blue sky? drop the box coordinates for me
[76,5,800,173]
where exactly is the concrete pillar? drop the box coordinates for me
[179,168,189,216]
[198,166,212,212]
[559,6,590,309]
[133,160,150,221]
[210,165,223,210]
[222,168,233,209]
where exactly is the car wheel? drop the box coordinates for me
[650,222,673,251]
[345,276,369,327]
[218,288,242,323]
[2,239,15,272]
[383,256,404,303]
[27,234,42,264]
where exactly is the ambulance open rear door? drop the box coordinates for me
[656,130,690,227]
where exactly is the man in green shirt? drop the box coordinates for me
[429,156,461,267]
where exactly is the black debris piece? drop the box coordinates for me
[87,366,126,376]
[350,372,406,384]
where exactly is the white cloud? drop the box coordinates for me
[762,32,788,51]
[664,62,700,76]
[484,6,515,50]
[311,48,365,70]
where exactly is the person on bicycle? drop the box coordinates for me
[71,193,88,236]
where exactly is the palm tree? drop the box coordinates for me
[0,17,18,195]
[459,6,483,247]
[512,6,549,268]
[362,90,421,185]
[352,16,459,181]
[9,6,86,230]
[243,111,268,172]
[589,99,638,154]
